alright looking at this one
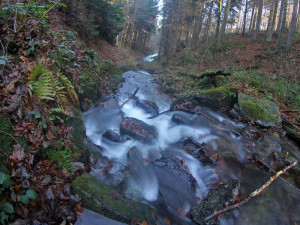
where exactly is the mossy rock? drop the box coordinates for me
[67,108,89,163]
[101,61,124,90]
[72,173,155,224]
[0,116,29,173]
[171,86,238,112]
[238,93,281,127]
[78,69,101,102]
[136,61,163,74]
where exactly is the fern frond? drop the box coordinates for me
[53,79,69,114]
[59,75,80,108]
[34,73,55,101]
[30,63,46,82]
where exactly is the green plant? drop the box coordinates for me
[0,172,14,224]
[29,63,78,114]
[46,143,74,172]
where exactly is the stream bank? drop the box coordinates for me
[74,54,300,225]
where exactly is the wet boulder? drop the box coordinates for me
[180,138,223,166]
[103,130,124,143]
[237,93,281,127]
[150,155,198,212]
[189,179,240,225]
[72,173,155,224]
[120,117,157,142]
[170,86,238,112]
[135,100,159,116]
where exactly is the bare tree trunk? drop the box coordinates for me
[266,0,275,41]
[276,0,284,34]
[215,0,223,40]
[192,3,204,46]
[252,4,258,32]
[249,0,257,32]
[204,1,214,41]
[278,0,287,47]
[243,0,249,36]
[236,7,243,33]
[254,0,264,40]
[286,0,299,52]
[271,0,279,35]
[219,0,232,41]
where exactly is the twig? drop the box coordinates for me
[29,0,62,35]
[204,161,298,222]
[120,87,139,108]
[0,148,9,157]
[14,0,20,33]
[251,156,300,193]
[0,130,20,145]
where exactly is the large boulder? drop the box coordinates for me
[238,93,281,127]
[72,174,155,224]
[120,117,157,142]
[135,100,159,116]
[170,86,238,112]
[189,180,240,225]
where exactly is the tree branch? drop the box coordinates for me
[29,0,62,35]
[204,161,298,222]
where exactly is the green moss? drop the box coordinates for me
[67,108,88,162]
[72,173,155,224]
[238,93,281,126]
[78,69,101,102]
[101,61,122,76]
[0,116,30,173]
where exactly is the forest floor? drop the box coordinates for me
[153,33,300,130]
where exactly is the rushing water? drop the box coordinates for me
[82,55,300,225]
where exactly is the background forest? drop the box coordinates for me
[0,0,299,224]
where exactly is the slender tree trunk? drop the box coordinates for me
[249,0,257,32]
[236,7,242,33]
[286,0,299,52]
[219,0,232,41]
[266,0,275,41]
[254,0,264,40]
[278,0,287,47]
[276,0,284,34]
[271,0,279,34]
[215,0,223,40]
[252,4,258,32]
[204,1,214,41]
[243,0,249,36]
[192,3,204,46]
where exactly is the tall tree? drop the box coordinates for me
[253,0,264,40]
[286,0,299,52]
[266,0,275,41]
[242,0,249,36]
[219,0,232,41]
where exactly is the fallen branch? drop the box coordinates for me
[196,70,231,80]
[120,87,139,108]
[204,161,298,222]
[251,156,300,193]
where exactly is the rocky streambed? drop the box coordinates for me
[73,56,300,225]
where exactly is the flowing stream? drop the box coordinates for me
[81,54,300,225]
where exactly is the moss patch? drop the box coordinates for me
[101,61,125,90]
[72,173,155,224]
[78,69,101,102]
[0,116,30,173]
[238,93,281,127]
